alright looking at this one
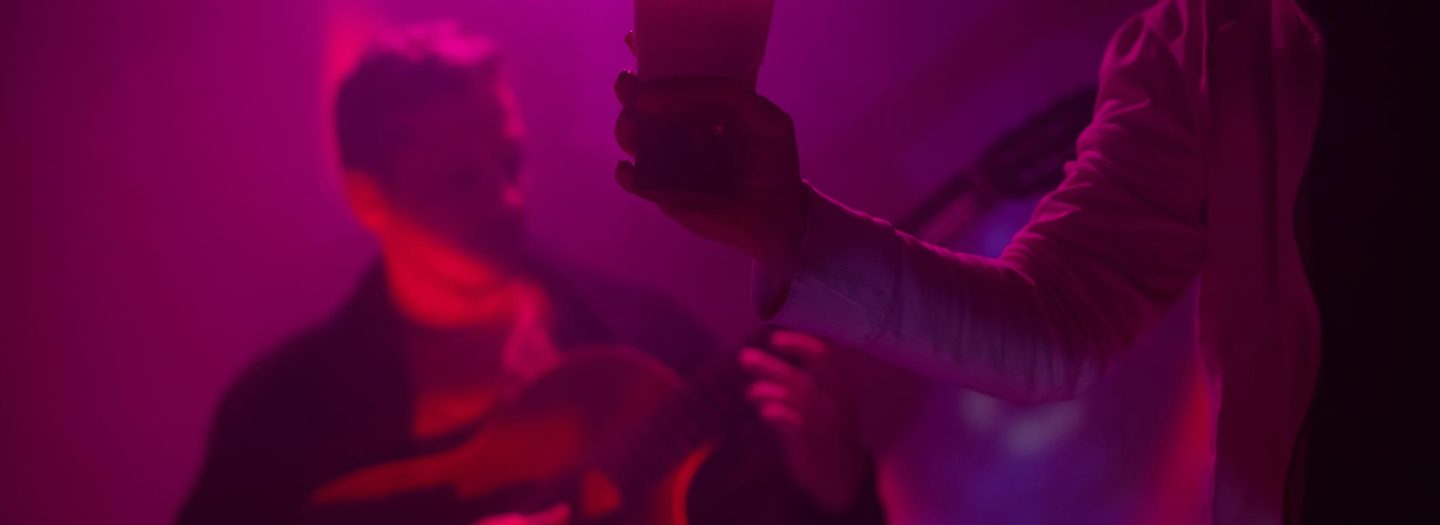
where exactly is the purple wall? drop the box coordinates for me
[1,0,1154,522]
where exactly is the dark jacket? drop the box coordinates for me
[177,255,720,524]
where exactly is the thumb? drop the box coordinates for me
[733,93,795,140]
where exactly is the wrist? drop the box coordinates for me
[750,180,813,275]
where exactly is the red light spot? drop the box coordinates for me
[579,469,623,519]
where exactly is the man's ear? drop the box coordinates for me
[341,170,390,231]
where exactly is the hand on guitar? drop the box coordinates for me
[740,329,870,514]
[471,504,570,525]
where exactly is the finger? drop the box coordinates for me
[624,31,636,57]
[615,161,693,204]
[739,347,801,384]
[614,106,638,157]
[619,175,730,210]
[758,401,804,433]
[735,93,796,139]
[614,69,639,107]
[616,160,639,195]
[746,380,793,405]
[749,379,824,423]
[769,330,851,390]
[767,330,830,362]
[631,75,747,114]
[624,78,789,145]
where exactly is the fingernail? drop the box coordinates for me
[615,160,637,192]
[615,70,638,105]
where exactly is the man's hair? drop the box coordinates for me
[334,22,502,176]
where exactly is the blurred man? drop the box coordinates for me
[179,24,733,524]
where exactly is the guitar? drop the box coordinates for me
[304,344,765,525]
[303,86,1098,525]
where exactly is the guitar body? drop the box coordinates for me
[308,347,713,525]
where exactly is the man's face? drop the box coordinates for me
[382,74,526,261]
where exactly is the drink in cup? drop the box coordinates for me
[631,0,775,193]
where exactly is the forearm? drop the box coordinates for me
[756,191,1135,403]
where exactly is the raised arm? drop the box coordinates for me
[617,3,1203,404]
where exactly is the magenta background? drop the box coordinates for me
[1,0,1154,522]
